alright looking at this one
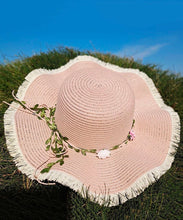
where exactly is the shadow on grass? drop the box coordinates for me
[0,184,69,220]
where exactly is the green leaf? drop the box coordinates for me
[57,147,62,152]
[22,101,26,104]
[51,146,57,153]
[132,119,135,128]
[52,117,56,123]
[47,162,55,168]
[37,109,42,114]
[58,132,63,138]
[54,135,57,144]
[63,136,69,141]
[31,104,39,110]
[112,145,119,150]
[40,111,45,118]
[81,149,86,156]
[49,124,57,131]
[63,155,69,158]
[57,139,63,145]
[49,107,56,117]
[89,149,97,153]
[68,144,73,149]
[45,116,50,122]
[127,134,131,140]
[40,167,50,173]
[59,159,64,166]
[74,148,80,153]
[46,145,50,151]
[45,138,51,145]
[17,101,26,109]
[54,148,60,154]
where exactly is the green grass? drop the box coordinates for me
[0,47,183,219]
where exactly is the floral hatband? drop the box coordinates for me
[4,91,135,173]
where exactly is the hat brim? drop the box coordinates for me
[4,56,180,206]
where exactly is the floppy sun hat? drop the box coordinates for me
[4,55,180,206]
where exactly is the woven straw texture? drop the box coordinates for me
[4,56,180,206]
[55,68,135,149]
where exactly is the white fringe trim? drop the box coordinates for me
[4,55,180,207]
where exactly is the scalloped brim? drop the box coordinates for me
[4,55,180,206]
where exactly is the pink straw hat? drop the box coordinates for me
[4,55,180,206]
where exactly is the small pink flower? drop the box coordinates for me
[129,130,135,141]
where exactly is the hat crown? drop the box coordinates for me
[55,70,135,150]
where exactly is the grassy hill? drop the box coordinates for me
[0,47,182,219]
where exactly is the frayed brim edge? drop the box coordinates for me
[4,55,181,207]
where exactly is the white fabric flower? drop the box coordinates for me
[97,149,111,159]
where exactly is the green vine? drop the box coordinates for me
[4,91,135,173]
[15,100,70,173]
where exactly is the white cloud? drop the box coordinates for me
[116,43,168,60]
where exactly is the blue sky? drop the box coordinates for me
[1,0,183,74]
